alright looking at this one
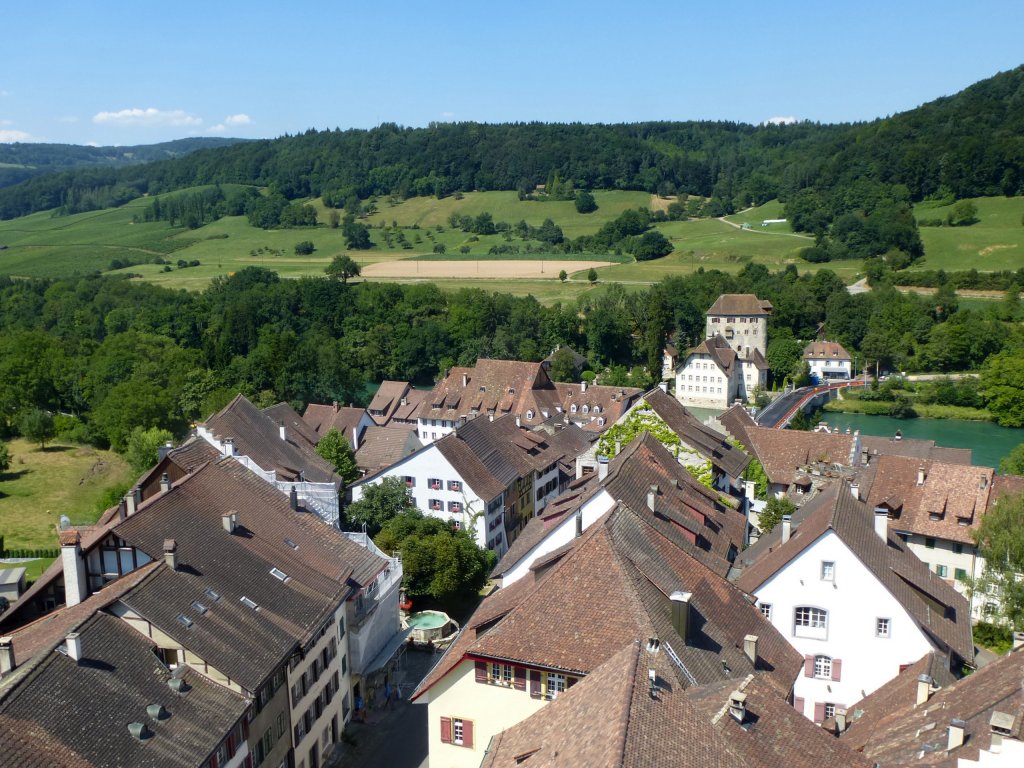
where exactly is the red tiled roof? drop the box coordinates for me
[706,294,773,316]
[802,341,852,361]
[302,402,366,440]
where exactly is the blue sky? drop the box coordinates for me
[2,0,1022,146]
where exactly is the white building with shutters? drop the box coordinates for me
[733,483,974,725]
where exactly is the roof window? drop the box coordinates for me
[270,567,290,582]
[204,588,221,602]
[284,538,299,549]
[240,596,259,610]
[176,613,193,629]
[190,601,208,615]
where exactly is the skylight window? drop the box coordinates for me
[270,567,289,582]
[240,596,259,610]
[191,601,208,615]
[284,538,298,550]
[176,613,194,629]
[205,588,221,602]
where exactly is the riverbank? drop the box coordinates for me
[822,399,992,421]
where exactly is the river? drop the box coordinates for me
[819,412,1022,469]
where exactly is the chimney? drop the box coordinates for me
[598,455,609,480]
[670,591,692,642]
[123,494,134,518]
[132,486,142,511]
[1013,631,1024,650]
[222,437,235,457]
[65,632,82,663]
[850,482,859,501]
[158,440,174,462]
[290,486,299,511]
[728,690,747,724]
[947,718,967,751]
[163,539,178,571]
[515,415,521,428]
[917,466,926,486]
[658,381,668,393]
[874,509,888,541]
[59,529,87,607]
[575,508,583,538]
[160,472,172,493]
[351,426,360,451]
[781,515,792,544]
[222,512,237,534]
[581,380,588,393]
[0,637,14,676]
[279,423,287,441]
[647,484,658,512]
[916,673,933,706]
[743,634,758,666]
[332,400,339,413]
[979,473,988,490]
[835,708,848,733]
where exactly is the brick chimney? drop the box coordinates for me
[160,472,172,494]
[59,529,87,607]
[647,485,658,512]
[947,718,967,751]
[290,486,299,512]
[850,482,859,501]
[279,423,287,441]
[222,512,238,534]
[163,539,178,571]
[728,690,747,724]
[835,708,848,733]
[598,455,609,481]
[917,466,926,486]
[874,508,888,541]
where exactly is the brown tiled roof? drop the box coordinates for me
[990,474,1024,508]
[263,401,320,446]
[0,613,247,768]
[841,647,1024,766]
[414,502,800,700]
[863,456,996,544]
[641,388,751,477]
[418,359,562,425]
[735,484,974,661]
[554,382,642,432]
[689,334,737,376]
[707,294,773,316]
[734,426,855,485]
[858,433,972,465]
[302,402,366,440]
[802,341,852,361]
[718,404,756,448]
[204,394,339,486]
[113,458,385,691]
[482,643,863,768]
[366,381,424,426]
[354,426,421,472]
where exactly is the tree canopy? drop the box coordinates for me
[344,477,417,536]
[315,428,360,485]
[972,491,1024,627]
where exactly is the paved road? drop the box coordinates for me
[326,647,443,768]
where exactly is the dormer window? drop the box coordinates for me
[526,410,534,420]
[593,405,600,414]
[570,404,577,413]
[508,387,516,395]
[581,405,589,415]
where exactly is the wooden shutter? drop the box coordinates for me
[804,654,815,677]
[463,719,474,749]
[814,702,826,722]
[440,716,453,744]
[513,666,526,691]
[474,660,488,683]
[530,670,542,699]
[794,697,805,714]
[831,658,842,681]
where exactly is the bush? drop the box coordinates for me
[973,622,1012,654]
[294,240,315,255]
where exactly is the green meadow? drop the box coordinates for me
[911,195,1024,273]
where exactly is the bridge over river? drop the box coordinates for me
[755,379,868,429]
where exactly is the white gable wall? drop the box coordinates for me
[752,529,935,721]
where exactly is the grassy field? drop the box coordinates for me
[911,195,1024,272]
[0,438,134,551]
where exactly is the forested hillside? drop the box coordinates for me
[1,66,1021,224]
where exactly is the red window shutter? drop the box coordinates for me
[440,716,452,744]
[530,670,542,699]
[463,719,474,749]
[475,660,488,683]
[227,734,236,757]
[832,658,842,682]
[804,654,815,677]
[794,696,805,714]
[241,717,249,739]
[513,666,526,691]
[814,702,826,722]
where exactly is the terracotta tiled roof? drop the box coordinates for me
[414,502,800,701]
[734,484,974,662]
[354,425,421,472]
[706,294,773,316]
[990,474,1024,508]
[262,401,320,446]
[482,641,870,768]
[203,394,340,486]
[841,647,1024,766]
[302,402,366,440]
[689,334,737,376]
[366,381,426,426]
[0,613,248,768]
[554,382,642,431]
[641,388,751,478]
[802,341,852,361]
[731,425,855,486]
[718,404,756,447]
[418,359,562,425]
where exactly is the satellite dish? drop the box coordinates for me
[59,515,72,531]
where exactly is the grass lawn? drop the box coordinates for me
[0,438,134,551]
[911,195,1024,273]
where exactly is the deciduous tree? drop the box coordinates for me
[315,428,360,485]
[972,491,1024,627]
[344,477,416,536]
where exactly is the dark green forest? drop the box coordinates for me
[2,262,1022,459]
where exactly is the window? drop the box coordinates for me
[448,501,462,513]
[794,606,828,639]
[570,404,577,413]
[526,410,534,420]
[823,703,836,721]
[429,498,443,510]
[821,561,835,581]
[428,478,442,490]
[955,568,968,581]
[953,542,964,555]
[545,673,566,700]
[440,717,473,748]
[489,663,513,687]
[813,655,832,679]
[936,564,948,578]
[448,480,461,492]
[404,476,416,488]
[876,617,891,638]
[759,603,772,620]
[925,537,936,549]
[270,567,289,582]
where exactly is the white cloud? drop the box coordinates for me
[92,107,203,127]
[224,113,250,126]
[0,129,33,142]
[207,124,226,134]
[763,115,798,125]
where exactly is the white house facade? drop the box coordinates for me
[803,341,853,383]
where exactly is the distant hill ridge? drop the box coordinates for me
[0,65,1022,220]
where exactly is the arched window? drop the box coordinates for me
[570,404,577,413]
[813,655,832,679]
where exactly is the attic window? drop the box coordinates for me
[526,410,534,420]
[479,385,486,392]
[597,417,605,426]
[176,613,193,629]
[284,538,299,550]
[204,588,221,602]
[509,387,516,395]
[240,596,259,610]
[593,405,600,414]
[582,405,589,414]
[270,567,290,582]
[190,601,208,615]
[570,404,577,413]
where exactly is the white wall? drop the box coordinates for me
[752,529,934,721]
[416,417,457,445]
[676,354,731,409]
[901,533,987,620]
[808,358,852,381]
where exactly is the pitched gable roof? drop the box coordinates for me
[418,359,561,424]
[706,294,773,316]
[802,341,852,361]
[688,334,737,376]
[302,402,366,440]
[367,380,426,426]
[354,425,422,473]
[262,401,321,447]
[735,484,974,661]
[731,425,855,486]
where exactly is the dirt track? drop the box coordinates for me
[361,259,614,279]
